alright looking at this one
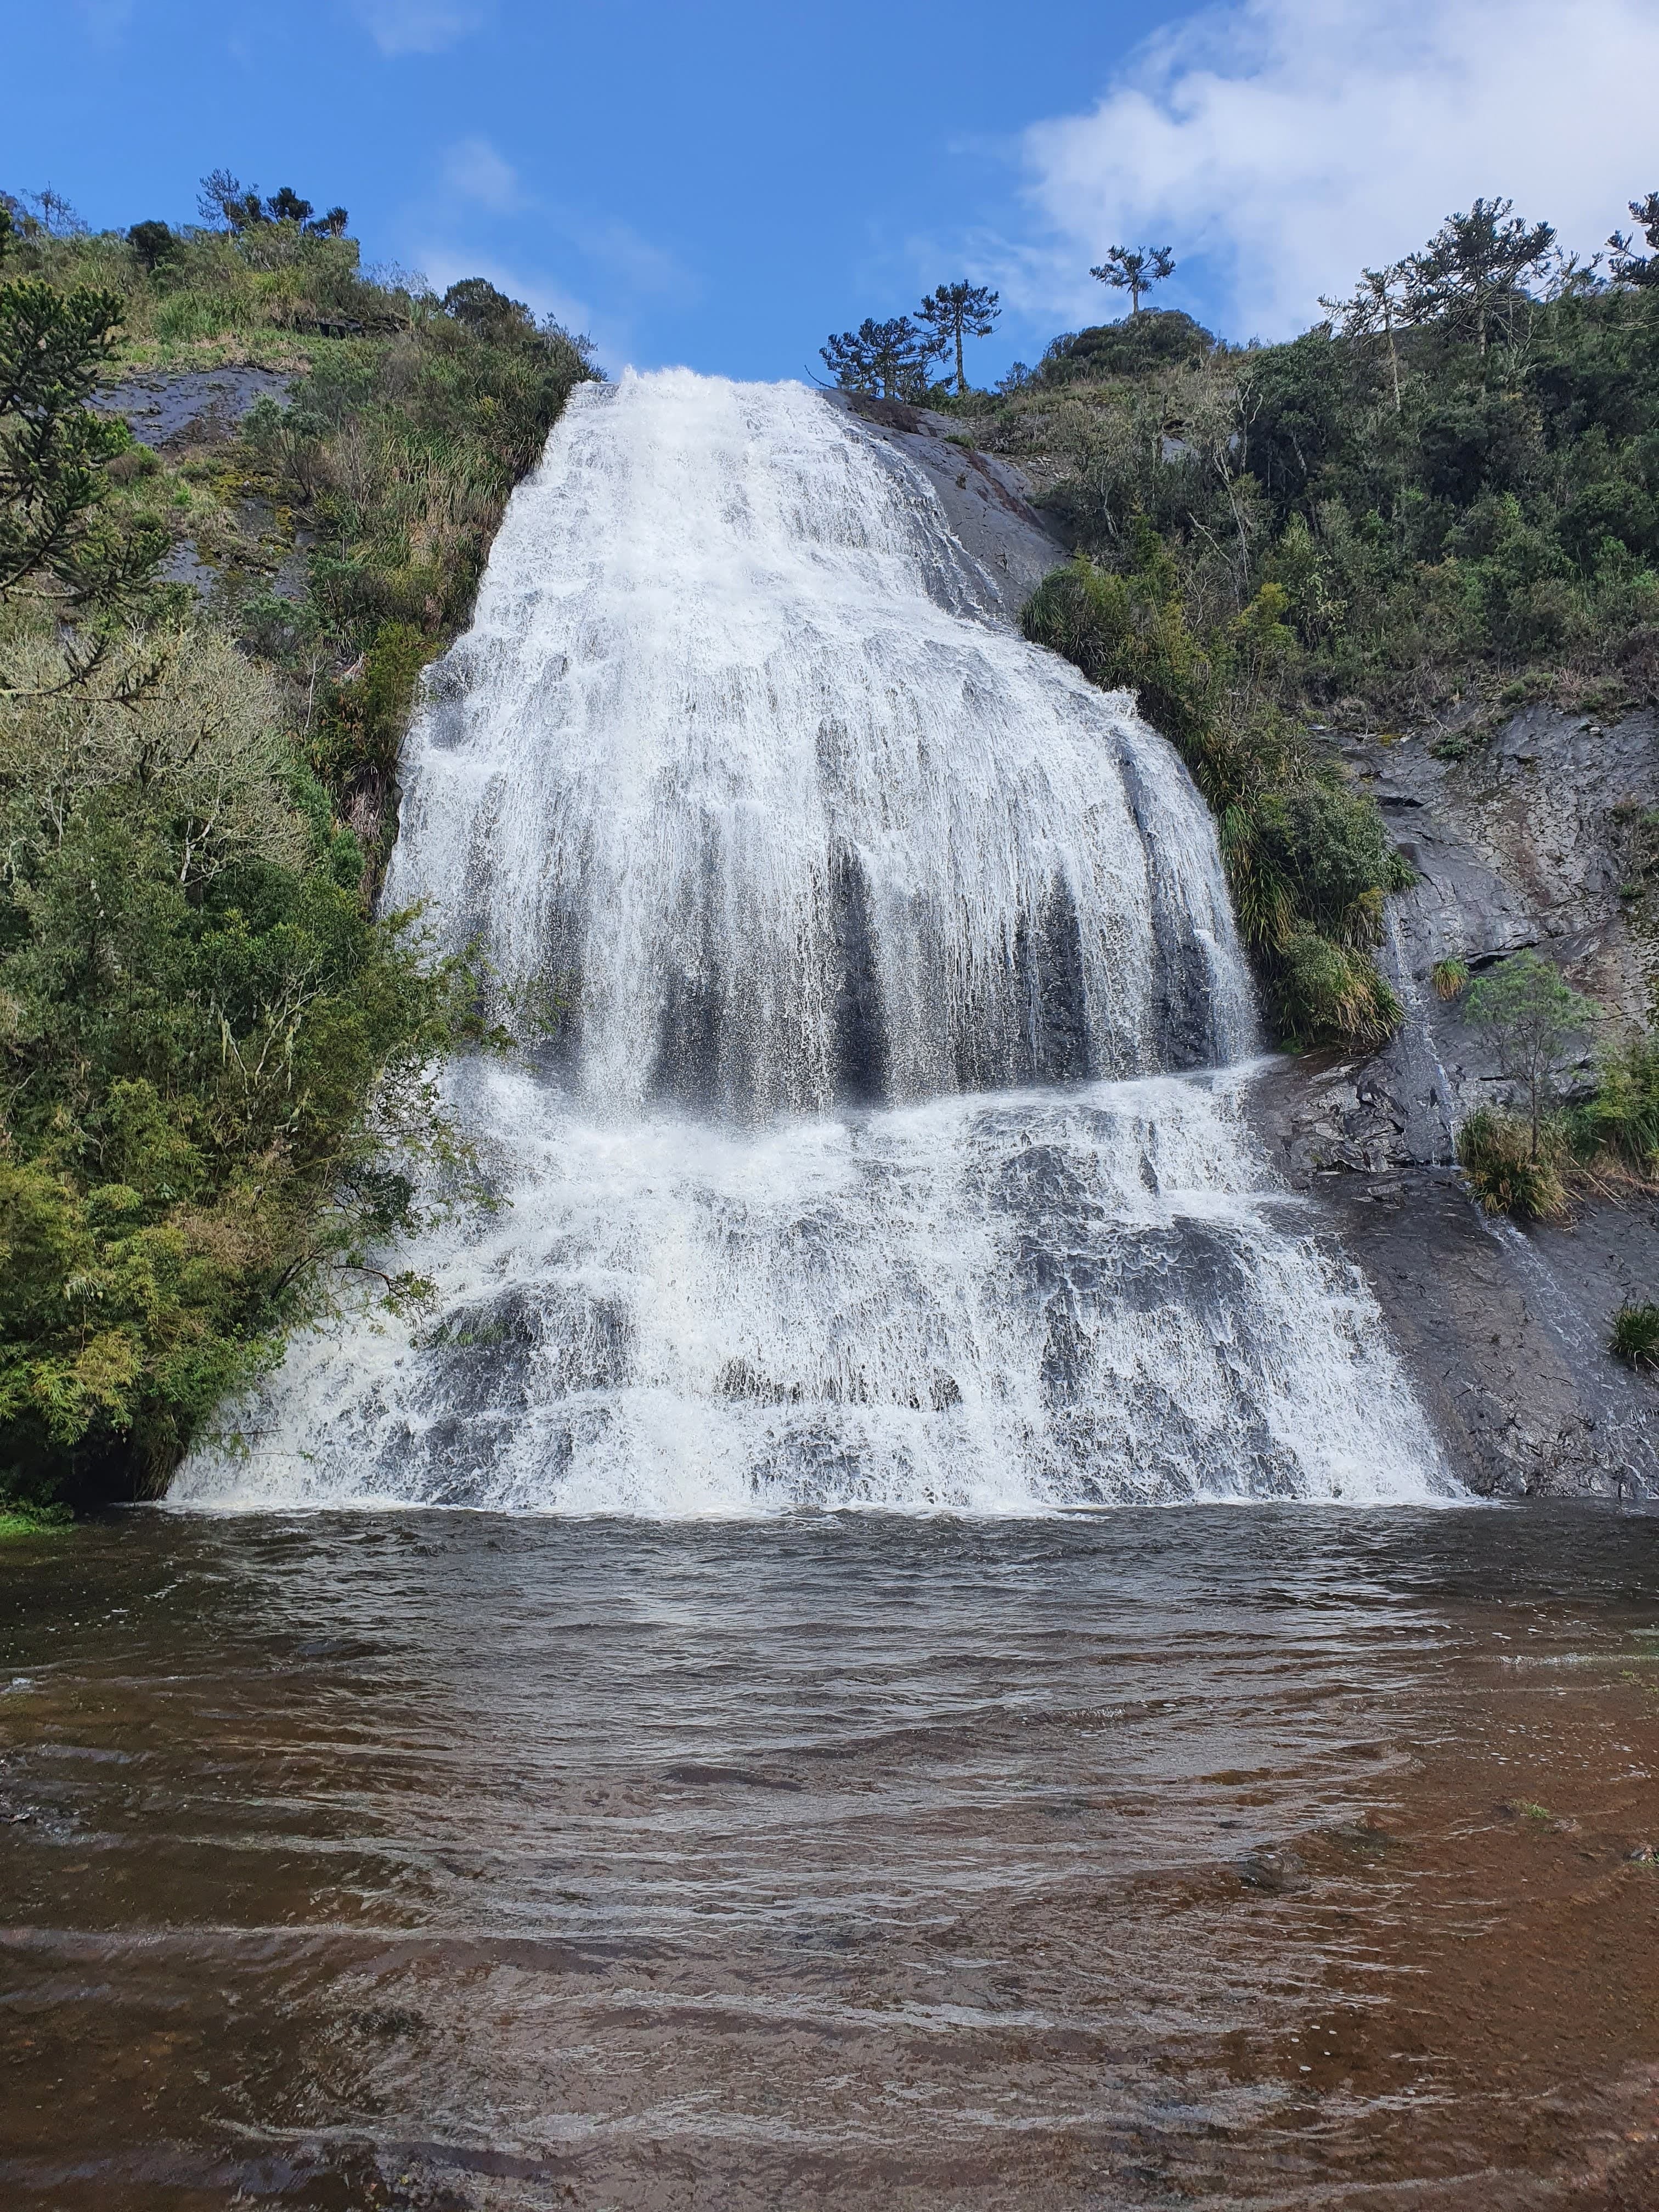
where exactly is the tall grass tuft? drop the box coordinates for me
[1610,1302,1659,1372]
[1457,1107,1570,1221]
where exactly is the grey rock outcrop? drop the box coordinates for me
[94,366,306,605]
[93,366,293,450]
[823,392,1065,625]
[1248,708,1659,1497]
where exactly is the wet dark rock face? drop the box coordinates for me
[824,391,1065,625]
[1242,705,1659,1499]
[93,366,294,449]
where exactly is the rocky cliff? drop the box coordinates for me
[1251,705,1659,1496]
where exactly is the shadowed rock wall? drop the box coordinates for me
[1244,709,1659,1497]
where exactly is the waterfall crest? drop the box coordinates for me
[173,370,1450,1513]
[384,371,1253,1114]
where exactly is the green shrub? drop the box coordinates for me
[0,625,487,1500]
[1566,1031,1659,1179]
[1275,928,1402,1049]
[1457,1107,1569,1220]
[1252,780,1405,939]
[1021,535,1216,752]
[312,620,431,788]
[1022,532,1413,1048]
[1464,950,1599,1158]
[1610,1301,1659,1372]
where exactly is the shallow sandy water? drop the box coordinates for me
[2,1506,1657,2208]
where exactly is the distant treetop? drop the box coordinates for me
[197,169,348,238]
[915,282,1001,397]
[442,277,535,337]
[820,315,935,401]
[1610,191,1659,286]
[821,281,1002,400]
[1090,245,1176,317]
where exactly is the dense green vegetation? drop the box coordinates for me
[1451,945,1657,1219]
[973,195,1659,1047]
[0,182,596,1511]
[1457,1018,1659,1223]
[1020,532,1412,1043]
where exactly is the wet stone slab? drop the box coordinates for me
[93,366,294,449]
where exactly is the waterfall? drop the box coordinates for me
[173,370,1450,1513]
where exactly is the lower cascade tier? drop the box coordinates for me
[172,1064,1452,1514]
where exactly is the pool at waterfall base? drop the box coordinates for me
[4,1505,1659,2209]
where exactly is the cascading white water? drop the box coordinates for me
[173,370,1451,1513]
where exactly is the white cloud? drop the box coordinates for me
[1018,0,1659,338]
[556,214,694,302]
[441,137,523,212]
[353,1,488,57]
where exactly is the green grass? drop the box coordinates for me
[0,1503,74,1541]
[1610,1301,1659,1372]
[1431,957,1470,1000]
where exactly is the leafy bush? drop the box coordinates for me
[0,183,597,1506]
[0,628,486,1502]
[311,620,431,791]
[1459,1026,1659,1220]
[1565,1030,1659,1178]
[1274,928,1402,1049]
[1022,539,1215,746]
[1464,950,1599,1155]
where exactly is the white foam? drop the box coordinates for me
[173,371,1451,1514]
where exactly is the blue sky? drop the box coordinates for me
[16,0,1659,382]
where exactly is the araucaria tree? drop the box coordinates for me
[1404,197,1556,354]
[1318,263,1410,411]
[1609,191,1659,286]
[196,168,348,238]
[914,282,1000,396]
[1090,245,1176,317]
[820,316,936,400]
[0,206,165,683]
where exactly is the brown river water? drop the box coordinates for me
[3,1505,1658,2210]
